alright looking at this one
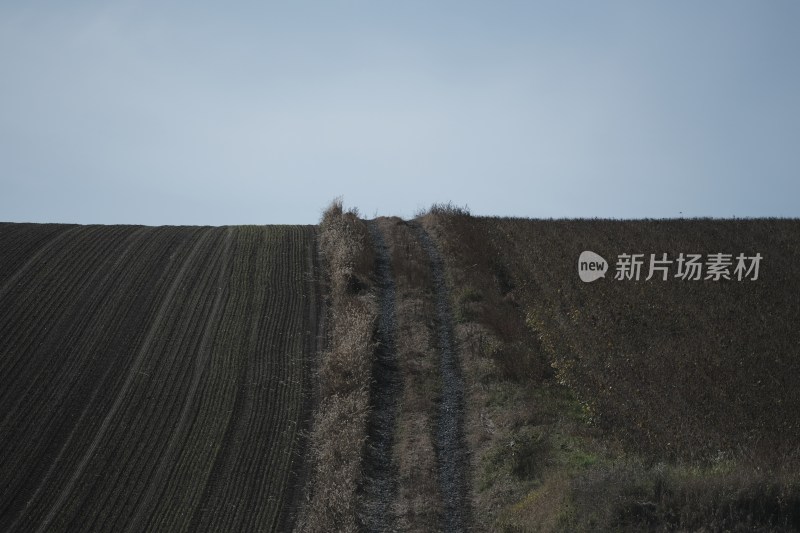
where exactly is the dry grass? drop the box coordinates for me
[296,199,376,533]
[561,459,800,531]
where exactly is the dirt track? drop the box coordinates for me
[361,219,470,532]
[360,220,401,532]
[411,222,471,532]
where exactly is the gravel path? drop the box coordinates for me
[360,220,401,532]
[411,222,471,533]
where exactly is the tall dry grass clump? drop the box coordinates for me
[318,198,375,297]
[296,199,376,533]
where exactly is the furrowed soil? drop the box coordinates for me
[0,223,321,533]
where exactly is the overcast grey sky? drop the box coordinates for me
[1,1,798,225]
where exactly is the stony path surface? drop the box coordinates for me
[411,222,471,532]
[360,221,401,532]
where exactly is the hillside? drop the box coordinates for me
[2,212,799,532]
[422,210,800,530]
[0,223,320,532]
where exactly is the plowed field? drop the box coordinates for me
[0,223,319,532]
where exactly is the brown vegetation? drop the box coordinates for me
[296,200,376,532]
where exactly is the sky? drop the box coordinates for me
[1,1,799,225]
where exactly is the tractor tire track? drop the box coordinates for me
[124,227,234,533]
[0,225,80,304]
[4,226,153,532]
[410,222,471,533]
[360,220,401,533]
[35,229,214,533]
